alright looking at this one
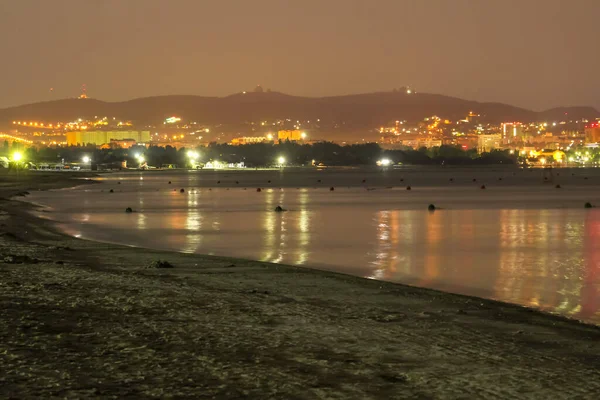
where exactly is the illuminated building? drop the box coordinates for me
[230,136,268,145]
[66,130,151,146]
[584,123,600,144]
[502,122,523,142]
[477,134,502,153]
[277,130,305,141]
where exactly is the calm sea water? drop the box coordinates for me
[29,167,600,324]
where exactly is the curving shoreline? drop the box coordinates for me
[1,171,600,398]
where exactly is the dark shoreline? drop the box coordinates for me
[1,171,600,398]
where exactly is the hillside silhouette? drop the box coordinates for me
[0,91,597,128]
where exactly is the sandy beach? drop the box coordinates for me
[1,171,600,399]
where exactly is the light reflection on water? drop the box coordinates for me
[29,171,600,324]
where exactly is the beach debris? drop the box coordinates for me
[180,188,185,193]
[147,260,174,269]
[274,205,286,212]
[481,185,486,189]
[406,186,412,190]
[109,189,114,193]
[330,187,335,191]
[257,188,262,192]
[125,207,133,213]
[428,204,436,211]
[585,202,593,209]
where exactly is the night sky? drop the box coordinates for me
[0,0,598,110]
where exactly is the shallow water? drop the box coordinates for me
[29,167,600,324]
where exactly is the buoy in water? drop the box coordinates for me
[406,186,411,191]
[168,181,171,184]
[317,179,322,183]
[125,207,133,213]
[330,187,335,191]
[556,184,561,189]
[217,180,220,184]
[362,179,366,183]
[473,178,477,182]
[257,188,262,192]
[274,205,285,212]
[481,185,486,189]
[585,202,593,209]
[109,189,114,193]
[428,204,436,211]
[180,188,185,193]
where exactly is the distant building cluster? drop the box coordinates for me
[66,130,151,146]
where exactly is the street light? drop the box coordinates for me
[12,152,22,162]
[82,155,90,164]
[278,156,286,166]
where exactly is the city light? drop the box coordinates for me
[187,150,199,161]
[82,156,91,163]
[301,132,307,139]
[378,158,391,166]
[267,133,274,140]
[278,156,286,165]
[12,152,23,162]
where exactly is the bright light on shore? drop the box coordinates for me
[278,156,286,165]
[82,156,90,163]
[187,150,199,161]
[378,158,391,166]
[12,152,22,162]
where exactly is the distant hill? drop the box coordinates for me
[0,91,597,129]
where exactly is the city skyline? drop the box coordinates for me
[1,0,599,110]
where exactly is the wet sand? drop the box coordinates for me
[1,171,600,399]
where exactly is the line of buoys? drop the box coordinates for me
[257,188,262,192]
[180,188,185,193]
[125,207,133,213]
[428,204,436,211]
[585,202,593,209]
[555,184,561,189]
[168,181,171,184]
[109,189,114,193]
[330,187,335,191]
[480,185,486,189]
[406,186,412,191]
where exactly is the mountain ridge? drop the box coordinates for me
[0,91,597,128]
